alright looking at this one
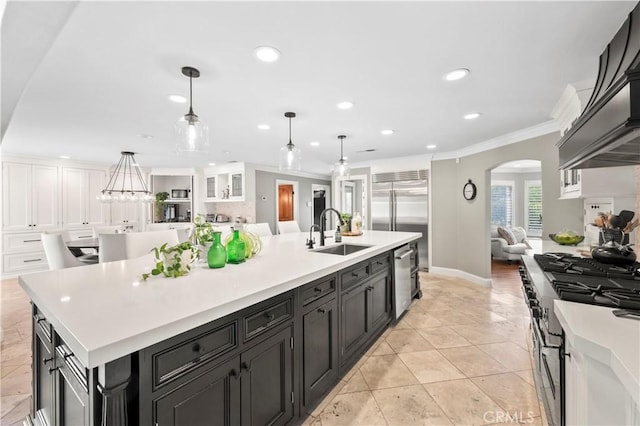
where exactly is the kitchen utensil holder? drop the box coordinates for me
[599,228,629,245]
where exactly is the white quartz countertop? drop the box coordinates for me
[555,300,640,406]
[19,230,420,369]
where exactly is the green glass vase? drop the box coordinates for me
[207,232,227,268]
[226,229,246,264]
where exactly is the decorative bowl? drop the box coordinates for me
[549,233,585,246]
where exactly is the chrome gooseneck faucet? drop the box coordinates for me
[319,208,343,246]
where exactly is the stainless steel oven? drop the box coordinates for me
[171,189,189,199]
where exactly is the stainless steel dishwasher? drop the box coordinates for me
[394,244,413,319]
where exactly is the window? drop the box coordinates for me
[525,180,542,237]
[491,181,514,227]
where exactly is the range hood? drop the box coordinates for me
[557,2,640,169]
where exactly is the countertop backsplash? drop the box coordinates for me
[204,201,256,224]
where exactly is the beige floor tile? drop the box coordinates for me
[426,310,479,326]
[471,373,540,418]
[398,350,465,384]
[401,310,443,328]
[424,379,504,425]
[341,355,370,382]
[359,354,419,390]
[372,385,453,425]
[0,364,32,396]
[370,341,395,356]
[0,393,31,425]
[477,342,532,371]
[515,370,535,387]
[439,346,510,377]
[317,390,387,425]
[0,328,23,346]
[0,342,31,367]
[340,370,369,394]
[416,326,472,349]
[448,324,510,345]
[300,414,321,426]
[384,329,434,353]
[1,364,20,380]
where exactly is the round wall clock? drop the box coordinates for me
[463,179,477,200]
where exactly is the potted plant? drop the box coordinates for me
[141,241,199,280]
[155,191,170,222]
[192,215,215,262]
[340,213,352,233]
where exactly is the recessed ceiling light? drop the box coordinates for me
[169,94,187,103]
[464,112,481,120]
[255,46,281,63]
[60,296,71,303]
[208,162,216,166]
[337,101,354,110]
[59,155,70,159]
[444,68,470,81]
[257,124,270,130]
[310,141,320,147]
[381,129,394,136]
[426,144,437,149]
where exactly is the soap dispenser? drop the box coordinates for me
[335,226,342,243]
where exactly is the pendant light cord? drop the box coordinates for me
[188,72,194,114]
[289,115,293,146]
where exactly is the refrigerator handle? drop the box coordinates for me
[388,190,393,231]
[391,190,397,231]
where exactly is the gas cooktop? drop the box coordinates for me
[534,253,640,280]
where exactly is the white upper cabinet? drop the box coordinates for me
[203,163,254,203]
[3,162,59,231]
[62,168,107,228]
[559,165,636,199]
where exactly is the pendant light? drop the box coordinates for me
[333,135,350,177]
[97,151,153,203]
[279,112,302,171]
[175,66,209,153]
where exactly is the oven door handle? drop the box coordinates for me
[533,319,561,349]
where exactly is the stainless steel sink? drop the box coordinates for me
[312,244,373,256]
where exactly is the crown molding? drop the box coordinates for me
[432,120,560,162]
[252,163,331,181]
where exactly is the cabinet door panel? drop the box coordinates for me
[341,284,368,363]
[86,170,106,225]
[155,356,240,426]
[62,168,86,227]
[33,332,55,425]
[31,165,59,229]
[55,357,89,426]
[303,298,338,408]
[240,325,293,426]
[370,272,391,333]
[3,162,31,230]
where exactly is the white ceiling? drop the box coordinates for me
[1,1,636,175]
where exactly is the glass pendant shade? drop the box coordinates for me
[175,66,208,153]
[97,151,153,203]
[333,135,350,177]
[279,112,302,171]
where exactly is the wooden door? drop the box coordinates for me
[278,185,294,221]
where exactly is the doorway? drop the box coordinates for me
[275,179,299,225]
[312,184,331,229]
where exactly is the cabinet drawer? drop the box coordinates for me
[4,251,48,273]
[56,344,88,391]
[243,296,293,342]
[153,320,238,388]
[67,229,94,240]
[33,305,52,342]
[371,253,391,275]
[340,262,370,292]
[301,275,336,307]
[3,232,44,252]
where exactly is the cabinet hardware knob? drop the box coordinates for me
[241,362,250,371]
[352,272,359,277]
[317,308,326,314]
[36,317,46,323]
[367,285,374,290]
[229,369,238,378]
[264,312,275,322]
[48,367,59,373]
[43,357,53,364]
[314,287,322,293]
[376,261,383,265]
[192,343,201,352]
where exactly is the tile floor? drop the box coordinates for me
[1,261,547,425]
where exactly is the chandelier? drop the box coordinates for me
[97,151,153,203]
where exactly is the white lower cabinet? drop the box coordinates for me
[564,338,640,425]
[3,251,48,274]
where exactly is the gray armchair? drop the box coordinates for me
[491,225,531,262]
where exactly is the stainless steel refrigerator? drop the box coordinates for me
[371,170,428,270]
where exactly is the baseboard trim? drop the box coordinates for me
[428,267,492,287]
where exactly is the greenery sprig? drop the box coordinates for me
[141,241,199,281]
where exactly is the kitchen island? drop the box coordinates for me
[20,230,421,426]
